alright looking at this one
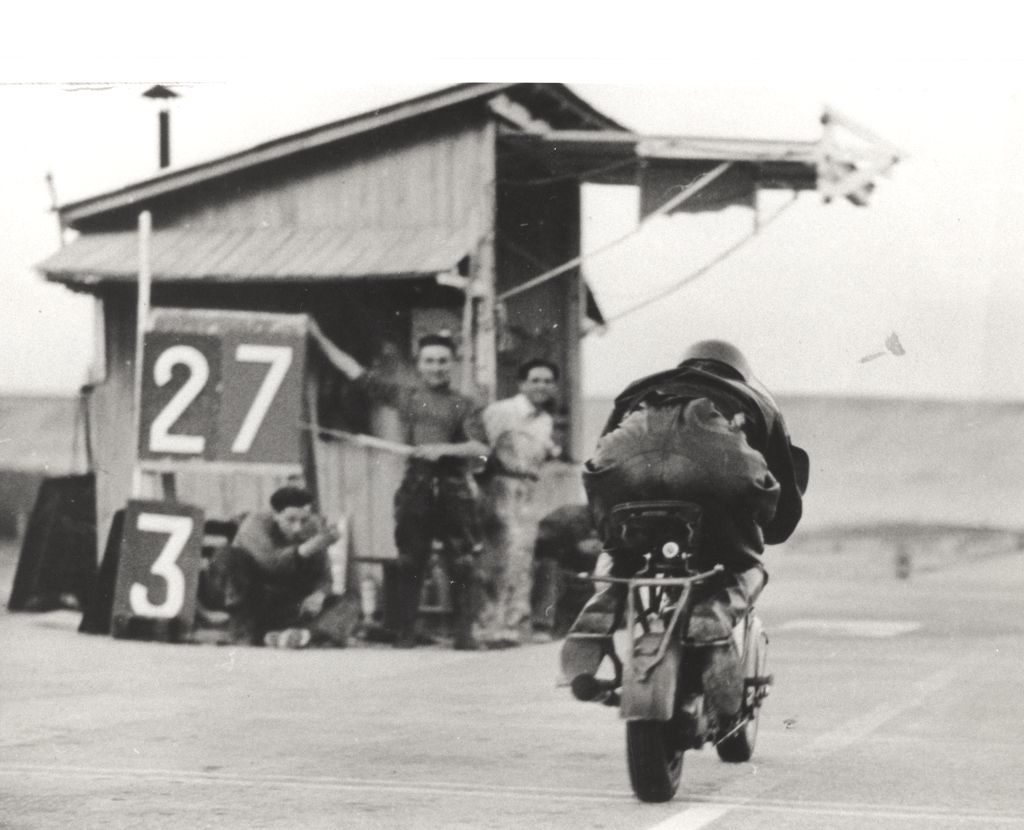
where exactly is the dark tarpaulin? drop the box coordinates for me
[8,474,96,612]
[639,161,756,218]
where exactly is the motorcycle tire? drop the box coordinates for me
[716,618,768,764]
[626,720,683,802]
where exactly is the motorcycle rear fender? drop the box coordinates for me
[743,614,766,677]
[738,614,763,662]
[621,633,682,721]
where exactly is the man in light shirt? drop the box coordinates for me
[476,359,561,647]
[481,359,561,463]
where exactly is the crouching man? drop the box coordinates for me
[206,486,351,648]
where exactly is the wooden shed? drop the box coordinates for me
[37,83,898,558]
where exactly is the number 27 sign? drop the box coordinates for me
[138,309,307,468]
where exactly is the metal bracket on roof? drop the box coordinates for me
[436,271,470,291]
[822,107,906,158]
[818,106,905,206]
[487,94,551,134]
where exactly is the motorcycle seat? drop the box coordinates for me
[608,500,703,551]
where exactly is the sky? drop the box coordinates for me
[1,12,1022,401]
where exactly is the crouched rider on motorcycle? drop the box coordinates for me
[560,340,809,719]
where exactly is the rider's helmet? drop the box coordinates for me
[679,339,752,382]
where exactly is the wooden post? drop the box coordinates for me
[460,279,474,395]
[563,180,585,463]
[565,267,585,462]
[473,237,497,402]
[473,120,498,402]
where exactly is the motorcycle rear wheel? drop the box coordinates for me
[626,720,683,802]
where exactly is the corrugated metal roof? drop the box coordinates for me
[38,226,471,286]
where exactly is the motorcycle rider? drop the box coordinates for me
[561,340,808,718]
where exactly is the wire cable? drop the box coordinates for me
[601,192,801,326]
[497,156,640,187]
[497,162,733,303]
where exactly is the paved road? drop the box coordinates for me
[2,540,1023,829]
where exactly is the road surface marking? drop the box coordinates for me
[647,798,1022,826]
[0,764,626,804]
[1,764,1019,825]
[803,661,958,756]
[644,658,973,829]
[777,618,921,638]
[647,805,731,829]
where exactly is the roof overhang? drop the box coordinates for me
[499,130,822,189]
[38,226,472,290]
[499,121,902,207]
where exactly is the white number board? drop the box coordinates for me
[138,309,307,469]
[111,499,204,628]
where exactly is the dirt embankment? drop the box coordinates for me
[782,522,1024,579]
[585,394,1024,531]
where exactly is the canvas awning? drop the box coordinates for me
[38,226,474,288]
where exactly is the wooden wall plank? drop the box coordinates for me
[314,436,405,561]
[166,119,491,241]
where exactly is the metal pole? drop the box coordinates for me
[130,211,152,498]
[158,110,171,169]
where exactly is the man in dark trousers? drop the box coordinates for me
[310,321,488,649]
[560,340,809,717]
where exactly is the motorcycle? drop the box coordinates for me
[566,500,773,803]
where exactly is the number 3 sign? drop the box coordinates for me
[111,500,204,630]
[138,309,307,468]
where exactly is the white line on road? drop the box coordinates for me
[647,805,731,830]
[1,763,1020,825]
[645,657,977,830]
[777,618,922,638]
[643,798,1023,826]
[802,661,959,757]
[0,764,627,805]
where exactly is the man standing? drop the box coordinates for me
[309,321,488,649]
[481,359,560,462]
[204,485,342,648]
[476,359,561,647]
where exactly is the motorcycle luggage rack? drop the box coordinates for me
[591,566,725,680]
